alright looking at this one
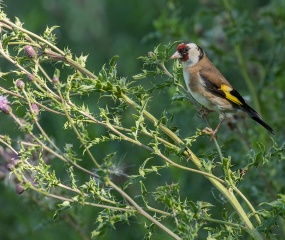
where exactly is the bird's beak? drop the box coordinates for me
[170,51,182,60]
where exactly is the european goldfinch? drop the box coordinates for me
[170,42,274,137]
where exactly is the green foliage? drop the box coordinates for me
[0,1,284,240]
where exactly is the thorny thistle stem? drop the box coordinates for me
[0,12,266,240]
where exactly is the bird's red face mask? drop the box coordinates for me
[170,43,189,62]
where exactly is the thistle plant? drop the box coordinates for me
[0,4,284,240]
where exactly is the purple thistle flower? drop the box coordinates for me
[0,96,11,114]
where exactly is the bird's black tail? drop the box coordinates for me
[243,104,274,134]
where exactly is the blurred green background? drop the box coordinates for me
[1,0,285,239]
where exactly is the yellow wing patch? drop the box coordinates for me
[220,84,242,105]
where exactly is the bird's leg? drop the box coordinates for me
[202,113,225,140]
[197,106,213,119]
[198,107,214,136]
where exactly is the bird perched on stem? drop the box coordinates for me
[170,42,274,138]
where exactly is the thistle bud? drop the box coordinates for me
[7,158,19,171]
[16,79,25,89]
[52,76,59,83]
[27,73,35,82]
[31,103,39,115]
[15,183,25,194]
[24,45,37,58]
[11,159,19,166]
[7,163,14,171]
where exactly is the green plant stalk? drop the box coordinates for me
[20,131,101,179]
[58,93,183,239]
[14,171,133,212]
[123,94,202,168]
[199,216,240,228]
[121,93,263,239]
[0,85,63,115]
[107,123,225,183]
[0,135,18,155]
[213,138,261,224]
[44,49,98,80]
[72,100,222,184]
[209,181,263,239]
[146,205,240,228]
[58,183,123,207]
[0,16,65,56]
[23,89,60,152]
[36,60,54,83]
[107,179,181,240]
[74,100,225,183]
[77,105,224,183]
[57,90,101,168]
[233,186,261,224]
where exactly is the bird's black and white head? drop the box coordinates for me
[170,43,204,67]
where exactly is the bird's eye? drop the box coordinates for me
[183,48,189,54]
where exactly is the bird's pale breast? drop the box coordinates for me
[183,67,234,113]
